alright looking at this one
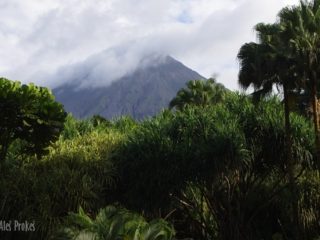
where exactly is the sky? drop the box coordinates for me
[0,0,300,90]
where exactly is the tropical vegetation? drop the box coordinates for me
[169,78,226,110]
[0,78,66,165]
[1,1,320,240]
[56,205,175,240]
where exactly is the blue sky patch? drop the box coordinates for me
[176,10,193,24]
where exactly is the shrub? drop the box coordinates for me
[55,205,175,240]
[116,93,315,239]
[0,130,123,239]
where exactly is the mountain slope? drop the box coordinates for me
[53,55,204,119]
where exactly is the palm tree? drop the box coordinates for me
[169,78,226,110]
[238,21,302,239]
[278,0,320,160]
[238,23,298,159]
[238,2,320,237]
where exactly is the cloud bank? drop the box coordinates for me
[0,0,300,90]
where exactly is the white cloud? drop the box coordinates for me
[0,0,300,90]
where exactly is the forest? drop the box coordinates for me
[1,1,320,240]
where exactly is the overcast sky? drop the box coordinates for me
[0,0,300,90]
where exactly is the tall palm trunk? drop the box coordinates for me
[311,72,320,161]
[283,80,300,239]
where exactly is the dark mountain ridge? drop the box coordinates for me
[53,55,204,119]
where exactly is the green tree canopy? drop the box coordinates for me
[0,77,66,163]
[169,78,227,110]
[238,0,320,157]
[278,0,320,159]
[237,3,320,237]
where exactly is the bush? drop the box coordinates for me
[116,93,315,239]
[56,205,175,240]
[0,130,123,239]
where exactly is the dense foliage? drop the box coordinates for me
[117,93,317,240]
[169,78,227,110]
[0,77,66,164]
[2,86,318,239]
[0,127,123,239]
[238,0,320,161]
[1,1,320,239]
[56,205,175,240]
[237,2,320,237]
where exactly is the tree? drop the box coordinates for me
[0,78,66,164]
[237,20,304,239]
[169,78,226,110]
[117,95,314,239]
[278,0,320,160]
[240,4,320,235]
